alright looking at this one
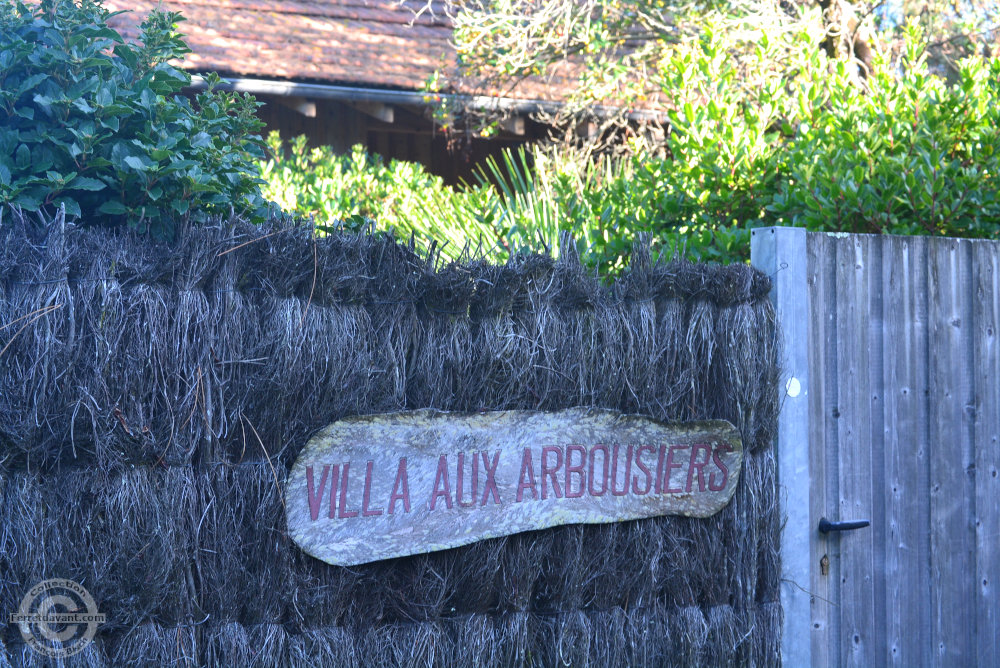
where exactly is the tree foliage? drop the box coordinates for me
[898,0,1000,72]
[400,0,1000,267]
[770,33,1000,235]
[0,0,270,236]
[429,0,998,141]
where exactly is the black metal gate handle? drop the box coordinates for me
[818,517,871,533]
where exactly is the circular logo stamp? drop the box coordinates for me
[9,579,105,658]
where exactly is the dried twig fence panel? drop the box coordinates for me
[753,227,1000,667]
[1,213,782,667]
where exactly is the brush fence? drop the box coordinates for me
[0,214,781,667]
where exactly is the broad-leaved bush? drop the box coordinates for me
[0,0,270,236]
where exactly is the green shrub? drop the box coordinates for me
[769,32,1000,236]
[0,0,270,236]
[260,134,715,271]
[642,22,999,261]
[259,133,627,266]
[259,132,500,253]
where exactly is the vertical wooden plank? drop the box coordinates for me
[323,102,342,153]
[881,235,932,667]
[751,227,813,667]
[291,106,304,143]
[416,134,433,171]
[835,234,878,667]
[318,101,333,148]
[807,231,837,668]
[927,238,976,665]
[974,241,1000,664]
[405,133,417,164]
[867,236,889,665]
[374,129,391,159]
[347,105,366,153]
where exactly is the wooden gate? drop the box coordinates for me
[752,227,999,667]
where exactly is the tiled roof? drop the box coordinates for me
[104,0,570,102]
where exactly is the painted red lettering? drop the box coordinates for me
[686,444,712,493]
[457,451,479,508]
[430,455,452,510]
[389,458,410,513]
[516,448,537,502]
[654,444,666,494]
[588,445,609,496]
[565,445,586,498]
[338,463,359,518]
[610,444,632,496]
[709,444,732,491]
[328,464,340,518]
[306,465,330,521]
[632,445,655,495]
[663,446,688,493]
[540,446,564,499]
[361,460,383,516]
[481,451,501,505]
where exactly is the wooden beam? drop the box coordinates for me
[576,121,597,140]
[500,115,525,135]
[351,102,394,124]
[275,96,317,118]
[750,227,813,668]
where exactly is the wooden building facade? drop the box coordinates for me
[106,0,561,184]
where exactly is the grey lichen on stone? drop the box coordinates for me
[287,408,743,566]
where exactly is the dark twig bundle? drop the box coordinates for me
[0,209,781,666]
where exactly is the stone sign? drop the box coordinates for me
[286,408,743,566]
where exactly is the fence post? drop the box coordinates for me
[751,227,812,666]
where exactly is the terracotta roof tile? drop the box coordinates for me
[104,0,571,101]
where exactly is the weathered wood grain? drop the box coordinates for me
[834,234,879,668]
[928,239,976,665]
[882,235,932,667]
[286,408,743,566]
[806,231,837,668]
[752,226,814,667]
[974,241,1000,666]
[768,229,999,668]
